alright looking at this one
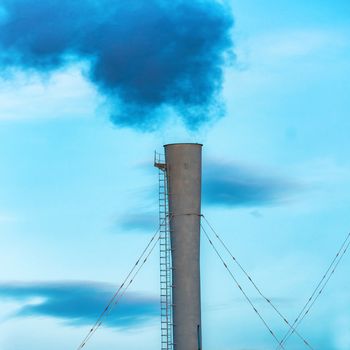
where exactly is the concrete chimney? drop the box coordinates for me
[164,143,202,350]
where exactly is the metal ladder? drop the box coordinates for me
[155,152,174,350]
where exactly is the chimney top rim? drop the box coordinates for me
[164,143,203,147]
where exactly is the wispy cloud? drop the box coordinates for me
[202,160,300,207]
[0,212,16,222]
[118,212,158,233]
[0,281,158,328]
[0,66,97,120]
[246,28,349,63]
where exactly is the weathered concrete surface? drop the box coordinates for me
[165,143,202,350]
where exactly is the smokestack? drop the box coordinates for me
[164,143,202,350]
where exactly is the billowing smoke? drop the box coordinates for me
[0,0,234,129]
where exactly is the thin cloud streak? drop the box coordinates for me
[118,212,158,233]
[202,160,301,207]
[0,281,158,328]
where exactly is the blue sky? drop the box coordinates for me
[0,0,350,349]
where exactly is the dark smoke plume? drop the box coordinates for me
[0,0,234,129]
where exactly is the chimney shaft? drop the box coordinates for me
[164,143,202,350]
